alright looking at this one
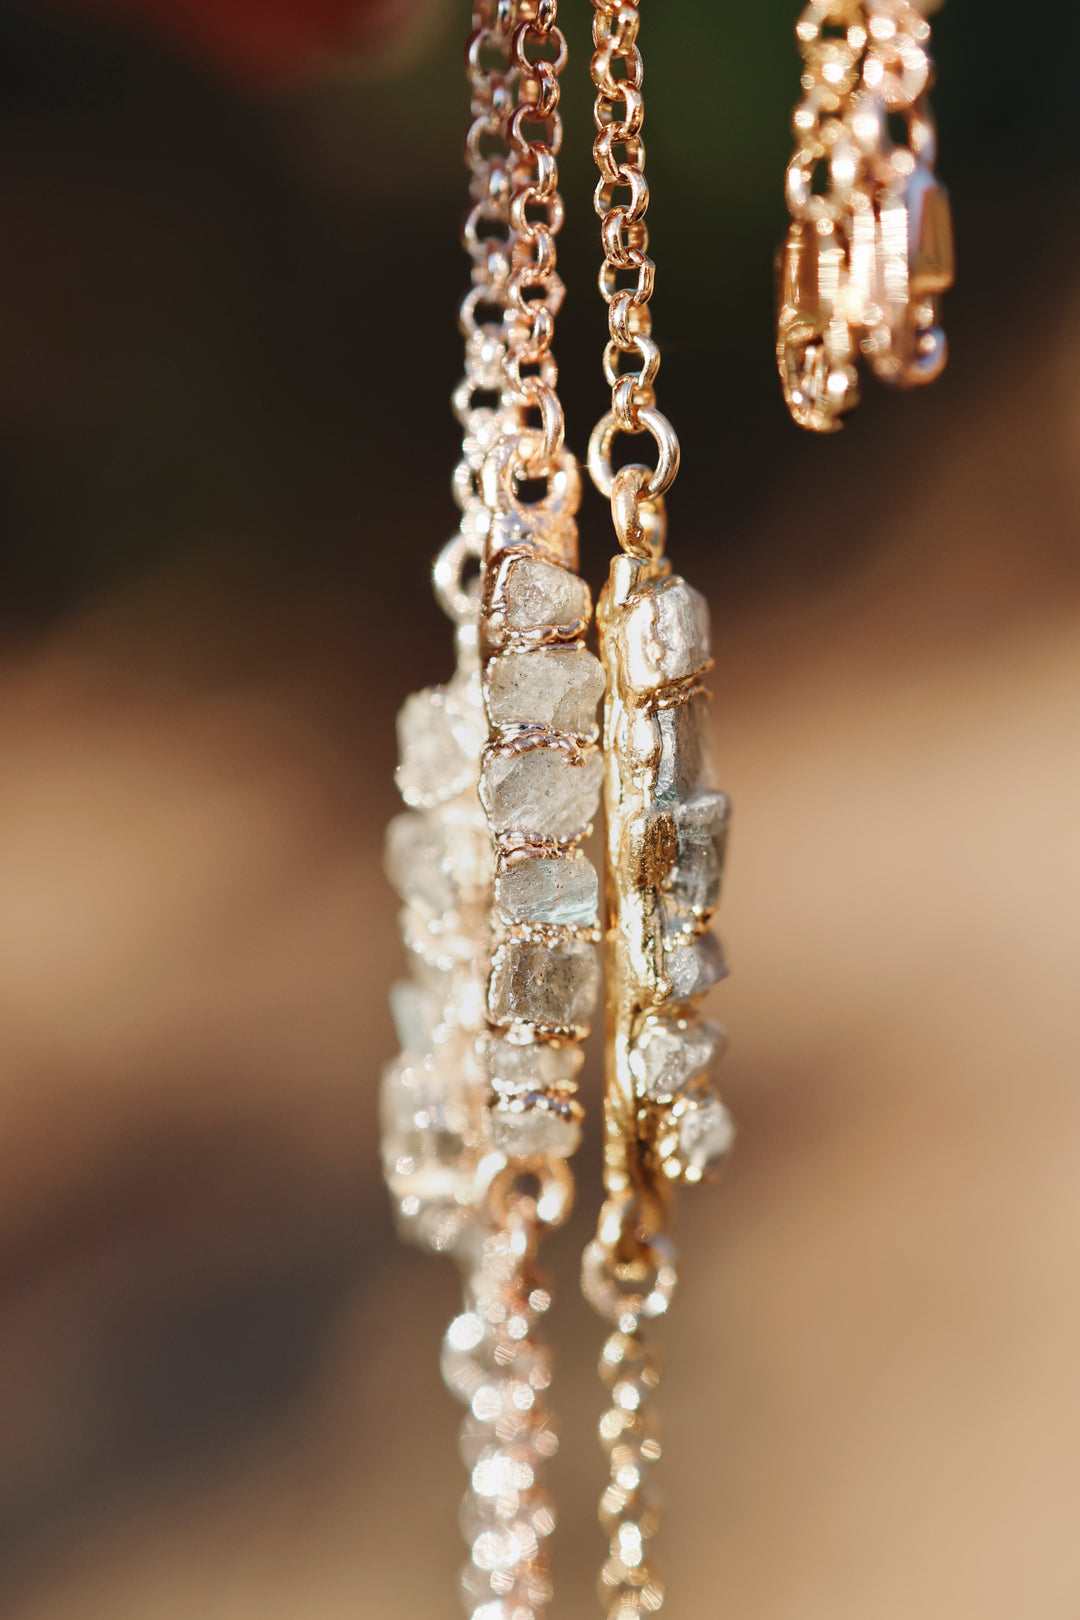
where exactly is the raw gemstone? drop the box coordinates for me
[502,556,591,636]
[386,801,491,914]
[678,1091,735,1178]
[489,938,600,1031]
[481,745,603,843]
[379,1051,479,1214]
[487,648,604,734]
[629,1016,725,1100]
[905,163,955,294]
[622,576,711,692]
[663,929,728,1003]
[661,791,731,939]
[401,903,479,972]
[385,810,457,914]
[483,1035,583,1096]
[395,681,485,809]
[490,1096,582,1158]
[655,691,713,804]
[495,855,599,929]
[390,957,487,1052]
[389,977,444,1055]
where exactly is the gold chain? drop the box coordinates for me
[777,0,955,431]
[438,0,521,621]
[439,12,569,1620]
[587,0,679,561]
[587,8,680,1617]
[505,0,569,478]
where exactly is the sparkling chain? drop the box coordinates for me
[503,0,568,479]
[444,1200,563,1620]
[587,0,679,562]
[597,1328,664,1618]
[777,0,955,431]
[442,0,523,617]
[448,7,598,1619]
[584,8,737,1617]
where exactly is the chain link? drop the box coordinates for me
[587,0,679,550]
[503,0,569,477]
[440,0,523,621]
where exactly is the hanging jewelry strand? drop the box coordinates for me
[584,5,735,1618]
[382,7,597,1619]
[460,3,607,1619]
[777,0,955,430]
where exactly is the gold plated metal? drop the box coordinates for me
[584,4,734,1614]
[777,0,955,431]
[383,7,600,1618]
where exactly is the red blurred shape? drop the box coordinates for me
[50,0,415,81]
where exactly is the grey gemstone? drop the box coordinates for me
[661,791,731,939]
[622,576,711,692]
[629,1016,725,1100]
[483,1035,583,1096]
[495,855,599,929]
[395,685,483,809]
[678,1091,735,1175]
[487,648,605,734]
[379,1052,477,1210]
[490,1097,582,1158]
[503,556,591,636]
[385,810,455,914]
[489,938,600,1031]
[655,691,713,804]
[389,978,443,1056]
[481,745,603,842]
[663,930,728,1003]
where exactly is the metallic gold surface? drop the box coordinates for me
[777,0,955,431]
[585,4,733,1612]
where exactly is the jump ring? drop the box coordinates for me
[587,405,680,501]
[433,529,484,624]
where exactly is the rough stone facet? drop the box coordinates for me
[629,1016,725,1100]
[623,577,711,692]
[395,681,484,809]
[661,790,731,938]
[484,1036,583,1095]
[401,903,479,972]
[655,692,713,804]
[489,938,599,1031]
[385,811,456,914]
[481,746,602,842]
[379,1051,477,1206]
[503,556,590,636]
[389,977,444,1055]
[678,1091,735,1178]
[495,855,599,929]
[490,1096,582,1158]
[663,929,728,1003]
[487,648,604,734]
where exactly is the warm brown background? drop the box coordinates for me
[0,0,1077,1615]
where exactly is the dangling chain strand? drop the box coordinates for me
[506,0,568,479]
[463,2,607,1618]
[587,0,679,562]
[586,6,735,1617]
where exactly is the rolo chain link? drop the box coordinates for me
[440,0,528,623]
[505,0,569,480]
[586,6,684,1616]
[437,9,578,1620]
[587,0,679,562]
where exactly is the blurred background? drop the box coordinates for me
[0,0,1078,1614]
